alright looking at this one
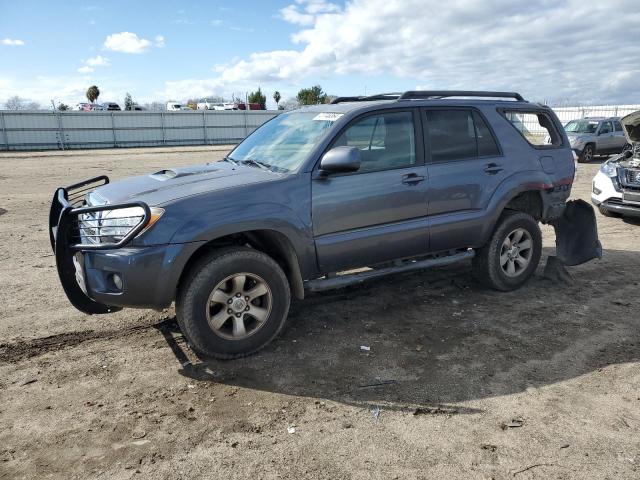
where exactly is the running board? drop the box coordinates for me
[304,249,475,292]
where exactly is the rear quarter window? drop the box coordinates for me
[503,110,562,147]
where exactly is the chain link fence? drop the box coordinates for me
[518,104,640,137]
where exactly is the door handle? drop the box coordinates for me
[402,173,425,185]
[484,162,503,175]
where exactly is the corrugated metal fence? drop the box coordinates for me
[1,104,638,151]
[0,110,280,151]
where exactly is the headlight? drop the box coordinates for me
[600,162,617,178]
[79,206,164,244]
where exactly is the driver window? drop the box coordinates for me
[334,111,416,173]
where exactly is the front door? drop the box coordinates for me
[311,109,429,272]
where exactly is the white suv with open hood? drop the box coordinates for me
[591,111,640,218]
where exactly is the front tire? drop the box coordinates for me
[578,144,594,163]
[176,247,291,359]
[472,211,542,291]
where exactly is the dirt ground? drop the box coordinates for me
[0,146,638,479]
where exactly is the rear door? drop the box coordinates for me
[596,121,616,153]
[311,109,429,272]
[422,108,507,252]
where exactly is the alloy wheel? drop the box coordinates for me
[499,228,533,277]
[206,273,272,340]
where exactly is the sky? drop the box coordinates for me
[1,0,639,109]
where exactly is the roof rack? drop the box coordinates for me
[398,90,525,101]
[330,90,526,104]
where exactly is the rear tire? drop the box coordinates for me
[472,211,542,291]
[176,247,290,359]
[578,144,594,163]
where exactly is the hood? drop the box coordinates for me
[89,161,281,206]
[621,110,640,144]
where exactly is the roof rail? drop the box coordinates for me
[398,90,525,102]
[330,92,402,104]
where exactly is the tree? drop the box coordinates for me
[124,93,134,111]
[144,101,166,111]
[186,100,197,110]
[273,90,281,109]
[280,97,300,111]
[248,87,267,110]
[4,95,25,110]
[58,103,69,111]
[86,85,100,103]
[296,85,327,105]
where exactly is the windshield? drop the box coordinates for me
[564,120,598,134]
[228,112,340,172]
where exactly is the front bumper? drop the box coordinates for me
[591,169,640,217]
[49,176,203,313]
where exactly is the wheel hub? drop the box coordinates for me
[231,298,247,313]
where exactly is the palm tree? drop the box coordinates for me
[86,85,100,103]
[273,90,281,109]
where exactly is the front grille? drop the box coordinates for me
[623,168,640,186]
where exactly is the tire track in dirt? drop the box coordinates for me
[0,318,175,364]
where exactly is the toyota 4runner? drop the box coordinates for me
[49,91,601,359]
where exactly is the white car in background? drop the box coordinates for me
[166,102,183,111]
[591,111,640,219]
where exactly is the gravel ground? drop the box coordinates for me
[0,147,638,479]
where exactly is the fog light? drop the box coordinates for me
[111,273,123,291]
[592,182,601,195]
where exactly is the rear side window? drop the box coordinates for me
[614,121,623,132]
[599,121,613,134]
[504,111,562,146]
[473,112,500,156]
[424,109,500,162]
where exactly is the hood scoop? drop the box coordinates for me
[150,164,221,181]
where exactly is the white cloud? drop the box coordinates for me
[154,35,165,48]
[162,0,640,105]
[77,66,94,74]
[280,0,340,26]
[85,55,110,67]
[2,38,25,46]
[104,32,154,54]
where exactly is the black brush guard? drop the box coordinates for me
[49,175,151,314]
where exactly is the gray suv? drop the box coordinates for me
[564,117,627,163]
[49,91,600,359]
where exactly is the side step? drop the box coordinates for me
[304,249,475,292]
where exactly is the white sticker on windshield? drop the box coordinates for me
[313,112,343,122]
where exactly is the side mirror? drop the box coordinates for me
[319,146,361,175]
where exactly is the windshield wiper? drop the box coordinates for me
[222,156,238,166]
[240,159,272,171]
